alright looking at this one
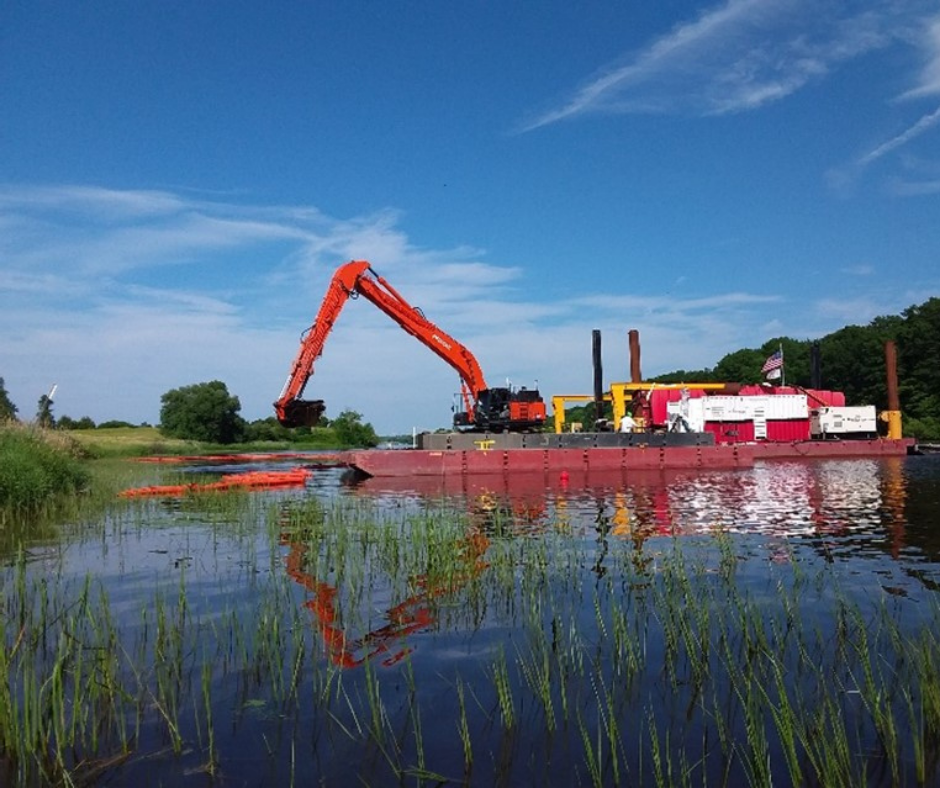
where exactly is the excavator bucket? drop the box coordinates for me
[278,399,326,428]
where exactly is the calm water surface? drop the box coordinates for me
[6,453,940,786]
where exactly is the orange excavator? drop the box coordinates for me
[274,260,546,432]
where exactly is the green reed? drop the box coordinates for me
[4,479,940,785]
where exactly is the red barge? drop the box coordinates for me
[346,433,914,479]
[346,337,915,479]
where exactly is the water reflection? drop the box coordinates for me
[339,455,940,587]
[346,458,908,540]
[6,452,940,786]
[281,525,490,669]
[244,456,937,679]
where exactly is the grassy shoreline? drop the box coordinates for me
[0,421,90,512]
[67,425,347,458]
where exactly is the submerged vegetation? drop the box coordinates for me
[1,484,939,785]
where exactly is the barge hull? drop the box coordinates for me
[346,435,915,478]
[348,444,752,478]
[751,438,915,459]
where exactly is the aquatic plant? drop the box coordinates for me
[2,477,940,785]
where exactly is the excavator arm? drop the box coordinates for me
[274,260,488,427]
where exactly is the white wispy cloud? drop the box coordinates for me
[889,177,940,195]
[824,12,940,184]
[0,183,913,432]
[857,104,940,168]
[839,264,875,276]
[900,14,940,99]
[520,0,900,130]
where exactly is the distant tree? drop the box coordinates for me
[559,402,613,430]
[58,415,96,430]
[897,299,940,426]
[244,417,295,443]
[36,394,55,428]
[0,378,18,421]
[649,369,716,384]
[711,349,766,384]
[97,420,136,429]
[159,381,246,444]
[330,410,379,447]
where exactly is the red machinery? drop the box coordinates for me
[274,260,546,432]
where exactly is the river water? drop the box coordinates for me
[6,452,940,786]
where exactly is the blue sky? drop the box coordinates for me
[2,0,939,434]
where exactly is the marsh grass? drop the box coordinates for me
[0,422,89,514]
[2,483,940,785]
[67,426,195,458]
[67,425,345,458]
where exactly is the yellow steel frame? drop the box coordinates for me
[552,383,729,434]
[551,394,611,434]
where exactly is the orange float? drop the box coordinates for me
[119,468,312,498]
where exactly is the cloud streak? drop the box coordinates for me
[858,104,940,167]
[520,0,916,130]
[900,15,940,99]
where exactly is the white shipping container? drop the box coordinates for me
[763,394,808,420]
[702,396,762,421]
[810,406,877,436]
[699,394,806,422]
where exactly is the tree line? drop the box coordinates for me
[0,377,379,448]
[157,380,379,446]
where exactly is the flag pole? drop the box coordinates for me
[779,342,786,387]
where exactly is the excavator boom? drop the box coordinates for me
[274,260,546,431]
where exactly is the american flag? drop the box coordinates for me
[761,350,783,374]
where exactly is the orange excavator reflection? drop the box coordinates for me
[281,484,557,669]
[281,523,492,669]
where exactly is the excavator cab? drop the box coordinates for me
[459,386,547,433]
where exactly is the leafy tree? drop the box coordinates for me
[712,349,766,384]
[897,299,940,425]
[0,377,18,421]
[557,402,613,430]
[97,420,136,429]
[36,394,55,428]
[244,417,295,443]
[330,410,379,447]
[159,381,246,444]
[650,369,716,384]
[819,325,893,407]
[58,415,96,430]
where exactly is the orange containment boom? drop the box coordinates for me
[119,469,312,498]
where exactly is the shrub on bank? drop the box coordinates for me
[0,421,90,509]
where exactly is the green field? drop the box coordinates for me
[67,426,197,457]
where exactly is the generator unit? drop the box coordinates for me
[810,406,877,438]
